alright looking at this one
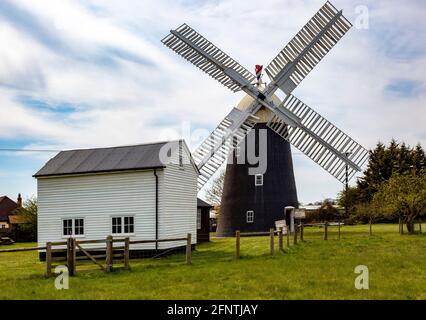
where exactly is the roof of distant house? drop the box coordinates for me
[34,140,184,178]
[0,196,18,221]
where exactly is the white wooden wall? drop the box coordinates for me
[38,170,158,250]
[159,143,198,249]
[37,143,198,252]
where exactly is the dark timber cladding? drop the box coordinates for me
[197,198,212,243]
[217,124,298,237]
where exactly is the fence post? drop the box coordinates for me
[46,242,52,277]
[270,228,275,256]
[67,238,75,276]
[294,225,298,245]
[124,237,130,270]
[300,223,304,241]
[338,220,341,240]
[278,227,283,251]
[286,224,290,247]
[324,222,328,240]
[235,230,240,259]
[106,235,113,272]
[419,221,422,234]
[186,233,192,265]
[72,238,76,275]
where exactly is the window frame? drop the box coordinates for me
[246,210,254,223]
[62,218,85,238]
[255,174,263,186]
[111,216,135,236]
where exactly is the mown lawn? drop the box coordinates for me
[0,224,425,299]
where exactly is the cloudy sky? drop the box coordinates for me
[0,0,425,204]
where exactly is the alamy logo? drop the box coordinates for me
[354,265,369,290]
[54,265,69,290]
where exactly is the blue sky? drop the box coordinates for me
[0,0,425,204]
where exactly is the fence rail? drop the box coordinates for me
[0,233,193,277]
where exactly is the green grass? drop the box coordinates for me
[1,224,425,299]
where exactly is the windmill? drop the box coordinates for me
[162,1,369,236]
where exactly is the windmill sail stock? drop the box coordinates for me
[264,1,352,96]
[162,24,264,190]
[267,95,369,183]
[161,1,368,190]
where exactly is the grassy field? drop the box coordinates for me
[1,223,425,300]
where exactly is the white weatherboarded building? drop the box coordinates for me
[34,140,199,254]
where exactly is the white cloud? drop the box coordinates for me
[0,0,425,203]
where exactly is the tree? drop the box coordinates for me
[315,199,340,222]
[337,186,361,216]
[354,202,383,235]
[372,172,426,234]
[205,170,225,207]
[15,196,38,241]
[357,140,426,203]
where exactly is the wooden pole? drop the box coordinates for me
[235,230,240,259]
[72,238,76,275]
[294,224,298,245]
[186,233,192,265]
[419,221,422,234]
[286,224,290,247]
[278,227,283,251]
[398,217,401,234]
[46,242,52,277]
[67,238,75,276]
[338,220,341,240]
[270,228,275,256]
[124,237,130,270]
[106,235,113,272]
[300,223,304,241]
[324,222,328,240]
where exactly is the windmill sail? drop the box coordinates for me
[267,95,369,182]
[193,108,258,190]
[162,24,256,92]
[265,1,352,94]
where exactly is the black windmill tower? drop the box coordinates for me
[162,2,369,236]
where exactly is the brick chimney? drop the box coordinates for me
[17,193,22,208]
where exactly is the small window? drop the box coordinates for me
[112,216,134,235]
[63,218,84,237]
[74,219,84,235]
[246,210,254,223]
[124,216,134,234]
[112,217,122,234]
[255,174,263,186]
[197,208,202,229]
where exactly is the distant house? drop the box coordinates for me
[0,194,22,230]
[197,198,212,243]
[34,140,199,258]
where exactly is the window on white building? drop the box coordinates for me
[197,208,202,229]
[62,218,84,237]
[255,174,263,186]
[246,210,254,223]
[112,216,135,235]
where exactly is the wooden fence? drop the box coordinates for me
[0,233,192,277]
[235,225,305,259]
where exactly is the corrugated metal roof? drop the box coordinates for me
[34,141,174,178]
